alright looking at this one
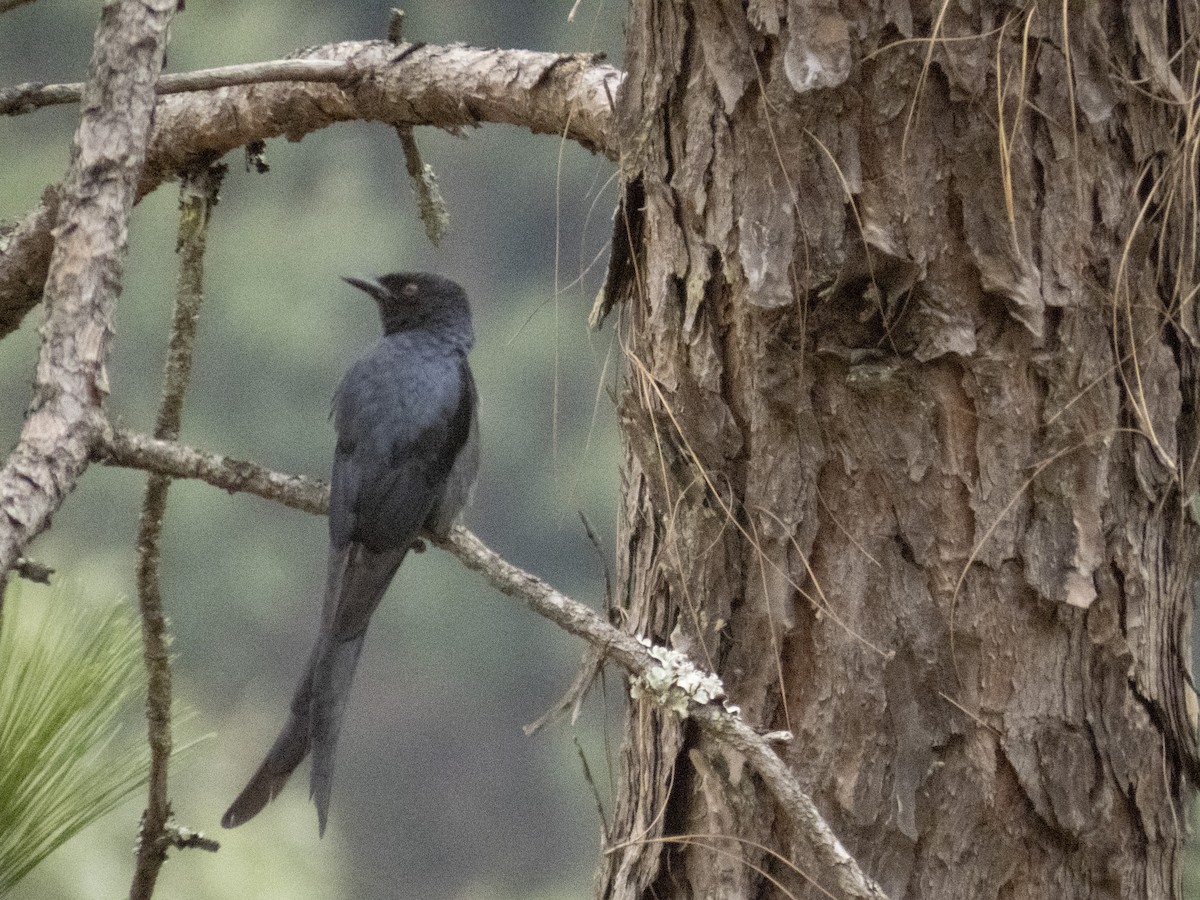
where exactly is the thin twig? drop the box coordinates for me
[0,59,355,116]
[395,126,449,245]
[98,429,891,900]
[129,165,223,900]
[163,819,220,853]
[0,0,38,13]
[387,8,406,44]
[12,556,53,584]
[523,643,604,734]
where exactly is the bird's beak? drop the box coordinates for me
[342,275,385,301]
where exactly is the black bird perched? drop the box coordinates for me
[222,272,479,835]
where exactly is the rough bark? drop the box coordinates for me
[0,0,176,590]
[601,2,1199,899]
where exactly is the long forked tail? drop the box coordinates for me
[220,631,367,835]
[223,543,405,834]
[308,633,368,835]
[221,654,318,828]
[306,543,404,835]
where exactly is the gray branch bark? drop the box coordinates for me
[0,0,177,600]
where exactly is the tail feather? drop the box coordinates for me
[308,632,367,836]
[221,708,310,828]
[221,650,318,828]
[223,543,406,833]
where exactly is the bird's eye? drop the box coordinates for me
[402,282,419,297]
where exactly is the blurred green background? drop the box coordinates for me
[1,1,624,898]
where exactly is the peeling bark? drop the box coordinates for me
[602,1,1199,898]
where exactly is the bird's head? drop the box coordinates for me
[342,272,473,341]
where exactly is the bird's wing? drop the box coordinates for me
[327,344,475,639]
[426,361,480,537]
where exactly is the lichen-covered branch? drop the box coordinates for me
[129,166,223,900]
[0,43,621,341]
[0,0,177,605]
[99,428,891,900]
[98,427,328,515]
[395,126,448,245]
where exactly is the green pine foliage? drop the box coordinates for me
[0,587,149,894]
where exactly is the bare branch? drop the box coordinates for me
[0,42,620,341]
[0,0,177,602]
[130,165,223,900]
[0,186,58,336]
[446,533,886,900]
[98,427,328,515]
[140,42,619,191]
[0,59,356,116]
[98,428,891,900]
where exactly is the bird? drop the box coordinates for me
[222,272,479,836]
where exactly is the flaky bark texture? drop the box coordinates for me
[601,2,1200,899]
[0,0,175,587]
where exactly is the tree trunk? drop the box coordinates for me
[599,2,1199,898]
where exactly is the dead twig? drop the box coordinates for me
[129,164,224,900]
[395,125,449,245]
[0,59,355,116]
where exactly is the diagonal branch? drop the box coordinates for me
[0,43,621,341]
[97,427,891,900]
[0,0,177,605]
